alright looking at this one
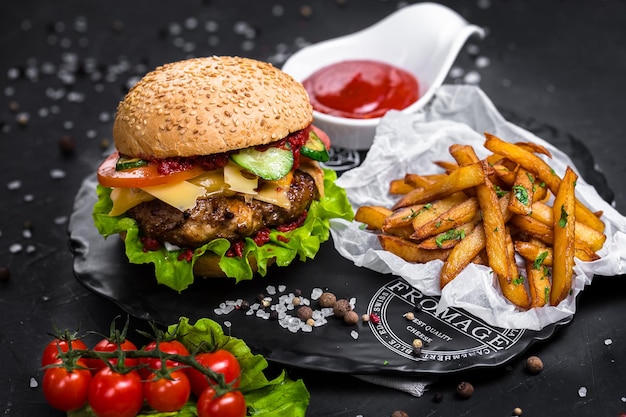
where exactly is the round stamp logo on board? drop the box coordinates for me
[366,278,563,373]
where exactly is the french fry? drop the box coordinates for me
[508,167,536,216]
[510,214,553,245]
[526,260,551,308]
[440,224,486,288]
[410,193,469,232]
[355,205,393,230]
[378,234,451,263]
[411,196,479,240]
[433,160,459,173]
[392,163,485,209]
[382,204,429,238]
[404,173,448,188]
[477,165,530,309]
[389,178,416,195]
[551,166,577,306]
[514,141,553,158]
[515,240,600,264]
[450,144,531,308]
[484,133,605,233]
[417,222,476,250]
[529,201,606,252]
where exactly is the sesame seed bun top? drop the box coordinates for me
[112,56,313,159]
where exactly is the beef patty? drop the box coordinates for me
[127,170,318,248]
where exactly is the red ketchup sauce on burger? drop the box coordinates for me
[302,59,419,119]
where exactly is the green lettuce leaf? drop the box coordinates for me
[68,317,310,417]
[92,168,353,292]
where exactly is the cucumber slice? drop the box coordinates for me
[230,144,294,180]
[301,131,330,162]
[115,155,149,171]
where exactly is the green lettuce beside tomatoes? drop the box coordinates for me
[92,168,354,292]
[68,317,310,417]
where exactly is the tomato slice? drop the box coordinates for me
[97,151,206,188]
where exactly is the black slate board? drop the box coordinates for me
[68,114,613,375]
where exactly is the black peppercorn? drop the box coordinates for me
[456,381,474,399]
[432,392,443,403]
[296,306,313,321]
[390,411,409,417]
[333,299,351,318]
[526,356,543,375]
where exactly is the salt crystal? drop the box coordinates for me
[26,245,36,254]
[23,194,34,202]
[266,285,276,295]
[9,244,22,254]
[301,324,312,333]
[475,56,491,68]
[54,215,68,224]
[310,288,323,300]
[621,396,626,403]
[449,66,465,78]
[7,180,21,190]
[204,20,219,32]
[604,338,613,346]
[223,321,231,328]
[578,387,587,398]
[464,71,481,85]
[272,5,285,17]
[321,307,334,317]
[278,285,286,292]
[184,17,198,30]
[29,377,38,388]
[350,330,359,340]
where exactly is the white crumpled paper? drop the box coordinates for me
[330,85,626,331]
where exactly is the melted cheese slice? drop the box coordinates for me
[108,187,154,216]
[141,181,206,212]
[298,159,324,198]
[107,160,312,214]
[254,171,293,209]
[223,161,258,194]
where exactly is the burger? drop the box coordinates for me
[92,56,353,292]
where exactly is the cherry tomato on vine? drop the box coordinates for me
[88,367,143,417]
[85,338,139,374]
[144,370,191,412]
[138,339,190,378]
[41,338,88,367]
[196,387,247,417]
[42,359,92,412]
[187,350,242,397]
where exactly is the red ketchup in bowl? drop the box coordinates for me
[302,59,419,119]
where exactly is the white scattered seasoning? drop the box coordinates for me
[578,386,587,398]
[7,180,21,190]
[604,338,613,346]
[23,194,34,202]
[350,330,359,340]
[29,377,38,388]
[50,169,66,179]
[9,243,23,254]
[475,56,491,68]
